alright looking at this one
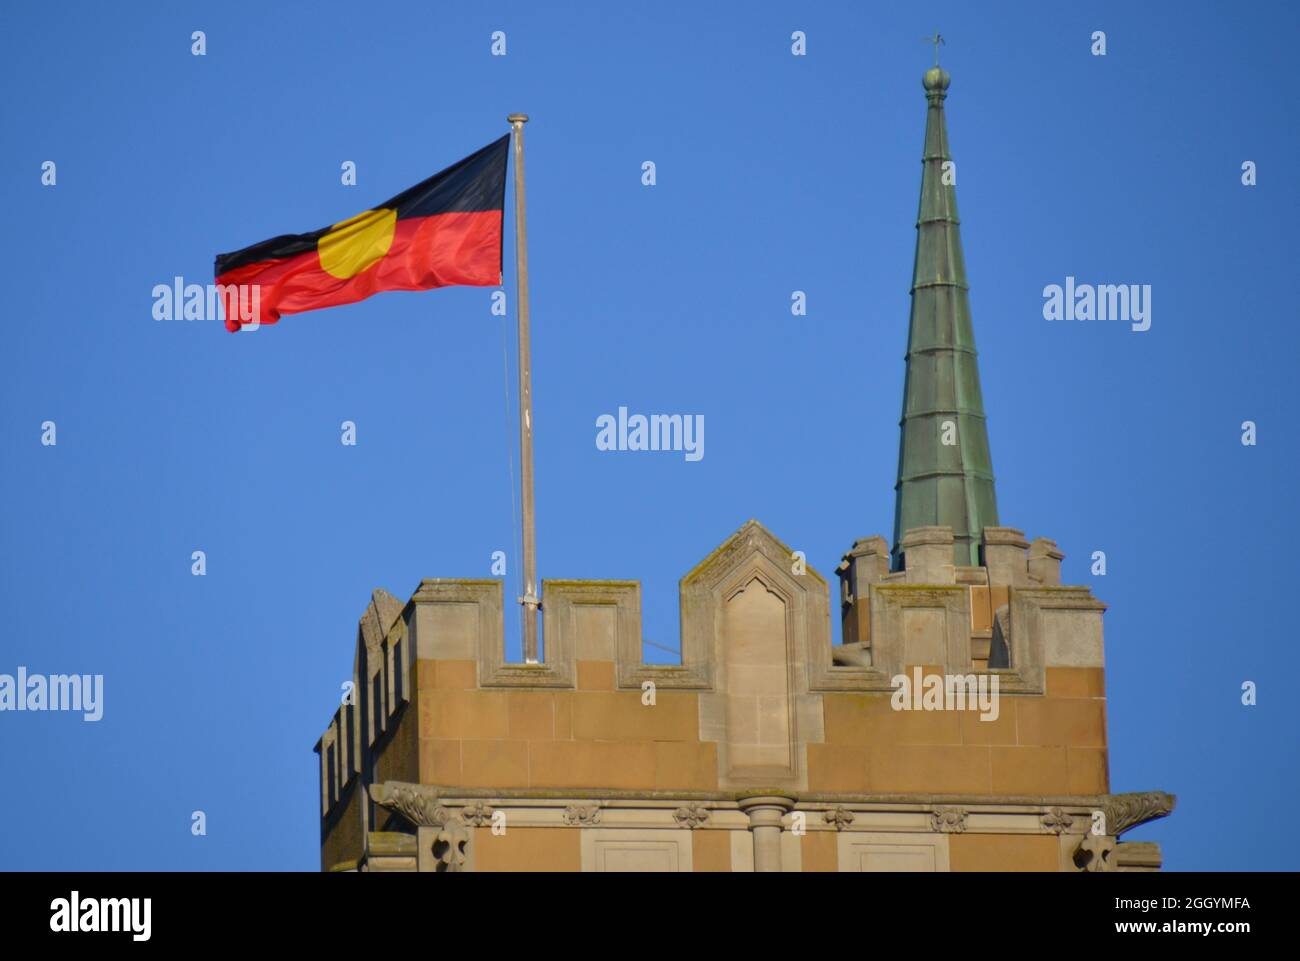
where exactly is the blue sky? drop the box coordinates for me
[1,0,1295,870]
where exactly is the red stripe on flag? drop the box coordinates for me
[216,209,503,331]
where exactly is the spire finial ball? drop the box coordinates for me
[922,66,950,92]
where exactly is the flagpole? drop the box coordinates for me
[508,113,540,664]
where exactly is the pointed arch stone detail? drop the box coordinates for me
[680,520,830,790]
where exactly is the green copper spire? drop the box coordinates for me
[892,65,999,570]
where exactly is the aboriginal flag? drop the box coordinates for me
[214,136,509,331]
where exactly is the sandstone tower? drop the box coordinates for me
[314,66,1175,872]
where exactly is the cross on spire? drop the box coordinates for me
[927,31,945,66]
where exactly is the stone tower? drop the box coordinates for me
[313,67,1175,872]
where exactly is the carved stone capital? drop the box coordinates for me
[736,794,798,826]
[736,794,797,873]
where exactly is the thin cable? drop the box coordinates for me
[643,638,681,657]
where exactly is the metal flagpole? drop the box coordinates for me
[507,113,540,664]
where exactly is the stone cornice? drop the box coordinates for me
[372,781,1175,829]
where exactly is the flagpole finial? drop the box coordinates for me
[507,113,529,125]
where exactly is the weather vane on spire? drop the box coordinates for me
[927,31,945,66]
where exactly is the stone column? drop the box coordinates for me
[738,794,796,872]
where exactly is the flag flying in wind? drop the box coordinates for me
[214,135,509,331]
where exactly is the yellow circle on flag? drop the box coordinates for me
[317,208,398,279]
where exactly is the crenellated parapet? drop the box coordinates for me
[314,518,1170,873]
[833,524,1105,693]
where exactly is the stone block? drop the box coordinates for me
[957,694,1017,745]
[527,740,656,789]
[417,738,461,784]
[572,604,618,661]
[821,694,875,745]
[982,527,1030,586]
[433,659,477,690]
[806,743,869,792]
[970,585,993,633]
[1028,537,1065,586]
[420,690,510,740]
[1067,746,1110,794]
[654,741,718,791]
[801,831,839,872]
[866,744,992,794]
[471,826,581,872]
[506,691,555,739]
[949,834,1059,871]
[416,601,480,660]
[570,691,697,741]
[460,739,530,788]
[989,745,1070,794]
[1046,666,1105,699]
[576,660,616,691]
[1017,697,1107,747]
[1042,609,1105,667]
[899,526,957,584]
[692,830,732,872]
